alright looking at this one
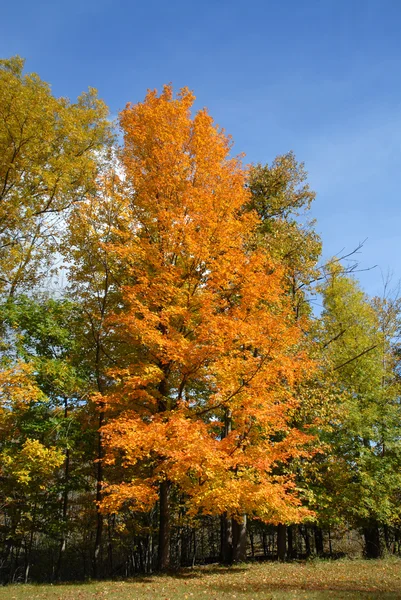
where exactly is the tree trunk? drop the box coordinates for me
[232,515,247,562]
[383,525,391,553]
[220,408,234,564]
[328,528,333,556]
[287,525,297,559]
[314,525,324,556]
[277,523,287,561]
[249,531,255,558]
[55,397,70,581]
[181,527,189,566]
[93,409,104,578]
[158,481,171,571]
[299,524,311,557]
[262,531,267,556]
[363,522,381,558]
[220,513,233,564]
[192,528,197,567]
[107,515,114,577]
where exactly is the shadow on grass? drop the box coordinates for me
[20,565,249,587]
[212,581,401,600]
[168,565,248,579]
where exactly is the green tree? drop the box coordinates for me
[0,295,92,581]
[247,152,321,319]
[317,267,401,557]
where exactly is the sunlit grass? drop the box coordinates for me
[1,557,401,599]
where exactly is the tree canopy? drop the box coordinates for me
[0,58,400,581]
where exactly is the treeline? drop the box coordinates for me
[1,56,401,583]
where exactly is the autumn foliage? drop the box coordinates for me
[97,87,314,534]
[2,59,401,582]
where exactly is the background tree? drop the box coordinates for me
[315,266,401,557]
[0,56,112,297]
[246,153,322,559]
[246,153,321,319]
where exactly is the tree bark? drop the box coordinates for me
[277,523,287,561]
[314,525,324,556]
[232,515,247,562]
[287,525,297,559]
[55,397,70,581]
[220,408,234,565]
[363,522,381,558]
[299,524,311,557]
[158,480,171,571]
[220,513,233,564]
[93,409,104,578]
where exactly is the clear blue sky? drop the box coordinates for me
[2,0,401,297]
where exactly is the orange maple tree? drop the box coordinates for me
[99,86,314,569]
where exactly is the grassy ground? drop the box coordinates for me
[1,558,401,600]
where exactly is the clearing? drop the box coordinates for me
[0,558,400,599]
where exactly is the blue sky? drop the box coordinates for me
[2,0,401,297]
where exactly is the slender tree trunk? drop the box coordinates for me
[314,525,324,556]
[158,480,171,571]
[55,397,70,581]
[262,531,267,556]
[192,528,197,567]
[383,525,391,553]
[328,528,333,557]
[220,409,234,564]
[249,531,255,558]
[181,526,189,566]
[287,525,297,559]
[277,524,287,561]
[92,267,110,579]
[299,525,311,556]
[24,508,36,584]
[304,526,311,556]
[232,515,247,562]
[93,409,104,578]
[107,515,114,577]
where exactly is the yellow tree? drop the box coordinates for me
[0,56,112,297]
[0,363,64,581]
[100,86,314,570]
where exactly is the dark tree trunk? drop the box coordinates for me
[220,513,233,564]
[314,525,324,556]
[107,515,114,577]
[220,409,234,564]
[232,515,247,562]
[181,527,189,566]
[249,531,255,558]
[55,397,70,581]
[192,528,197,567]
[363,523,381,558]
[55,447,70,580]
[328,528,333,557]
[262,531,267,556]
[93,410,104,578]
[158,481,171,571]
[91,265,110,580]
[383,525,391,553]
[299,525,311,557]
[277,524,287,561]
[287,525,297,559]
